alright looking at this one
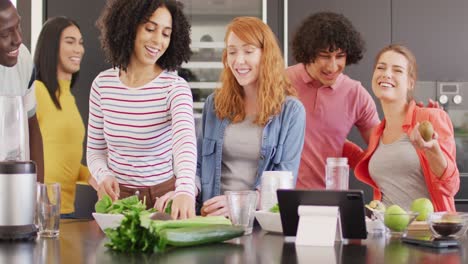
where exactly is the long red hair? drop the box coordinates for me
[214,17,295,125]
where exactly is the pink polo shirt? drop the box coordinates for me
[286,63,379,189]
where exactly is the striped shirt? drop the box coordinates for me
[86,68,197,197]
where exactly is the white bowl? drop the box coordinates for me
[92,213,124,232]
[366,217,386,234]
[255,210,282,233]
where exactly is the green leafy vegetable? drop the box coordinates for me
[95,195,147,214]
[105,207,158,253]
[270,203,280,213]
[97,195,240,253]
[165,200,173,214]
[95,195,112,213]
[106,212,235,253]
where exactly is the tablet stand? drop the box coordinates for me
[295,205,343,246]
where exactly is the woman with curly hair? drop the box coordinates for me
[198,17,306,216]
[286,12,380,190]
[87,0,196,219]
[34,16,93,218]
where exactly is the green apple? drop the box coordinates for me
[384,205,410,232]
[410,198,434,221]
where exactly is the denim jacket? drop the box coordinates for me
[196,94,306,204]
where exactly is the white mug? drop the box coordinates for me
[260,171,293,211]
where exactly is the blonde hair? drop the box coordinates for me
[374,44,418,102]
[214,17,296,126]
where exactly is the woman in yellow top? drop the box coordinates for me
[34,17,94,217]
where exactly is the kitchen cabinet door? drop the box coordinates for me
[392,0,468,81]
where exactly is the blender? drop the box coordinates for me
[0,95,37,240]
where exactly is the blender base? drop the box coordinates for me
[0,224,37,241]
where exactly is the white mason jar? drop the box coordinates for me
[325,157,349,190]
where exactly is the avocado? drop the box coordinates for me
[418,121,434,142]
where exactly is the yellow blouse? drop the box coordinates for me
[35,80,90,214]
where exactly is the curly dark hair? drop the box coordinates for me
[96,0,191,71]
[292,12,365,65]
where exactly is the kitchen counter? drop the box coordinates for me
[1,219,466,264]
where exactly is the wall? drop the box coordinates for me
[15,0,30,50]
[392,0,468,81]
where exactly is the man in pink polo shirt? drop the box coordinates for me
[287,12,380,189]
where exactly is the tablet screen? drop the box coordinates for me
[277,189,367,239]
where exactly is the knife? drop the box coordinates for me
[151,211,173,221]
[134,190,172,220]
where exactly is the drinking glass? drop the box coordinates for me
[37,183,61,238]
[226,191,258,235]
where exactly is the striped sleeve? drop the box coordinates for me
[167,77,197,198]
[86,76,112,183]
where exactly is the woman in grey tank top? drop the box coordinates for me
[354,44,459,212]
[197,17,306,217]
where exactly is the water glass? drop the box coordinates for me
[37,183,61,238]
[226,191,258,235]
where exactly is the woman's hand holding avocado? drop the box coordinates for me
[410,122,438,150]
[410,122,447,177]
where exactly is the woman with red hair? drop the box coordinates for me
[196,17,306,216]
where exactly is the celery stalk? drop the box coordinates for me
[144,215,232,233]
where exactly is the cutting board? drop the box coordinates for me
[407,221,429,231]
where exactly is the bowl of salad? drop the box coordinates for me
[92,194,147,232]
[92,212,125,231]
[255,204,282,233]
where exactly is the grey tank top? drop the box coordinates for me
[221,117,262,193]
[368,134,430,210]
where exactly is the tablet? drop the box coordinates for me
[277,189,367,239]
